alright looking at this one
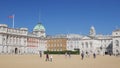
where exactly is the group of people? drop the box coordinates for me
[39,51,97,62]
[45,53,53,62]
[81,52,96,60]
[39,51,53,62]
[65,52,71,58]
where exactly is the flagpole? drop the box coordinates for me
[13,14,15,28]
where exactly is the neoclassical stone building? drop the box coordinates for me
[66,26,113,55]
[46,35,67,51]
[47,26,113,55]
[0,23,120,55]
[0,23,46,54]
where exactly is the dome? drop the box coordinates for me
[33,23,45,31]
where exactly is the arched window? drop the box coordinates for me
[115,40,119,47]
[82,42,84,48]
[86,42,88,48]
[90,42,92,48]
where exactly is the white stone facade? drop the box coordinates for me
[66,26,113,55]
[112,29,120,55]
[0,24,120,55]
[66,34,112,55]
[0,24,28,54]
[0,24,46,54]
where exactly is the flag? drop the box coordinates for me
[8,15,13,18]
[8,14,15,28]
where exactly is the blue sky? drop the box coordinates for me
[0,0,120,35]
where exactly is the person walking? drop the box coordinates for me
[65,52,67,58]
[81,52,84,60]
[50,55,53,62]
[46,53,49,61]
[39,51,42,58]
[68,52,71,58]
[93,53,96,59]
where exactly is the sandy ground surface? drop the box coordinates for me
[0,54,120,68]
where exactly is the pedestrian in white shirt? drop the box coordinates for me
[50,55,53,62]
